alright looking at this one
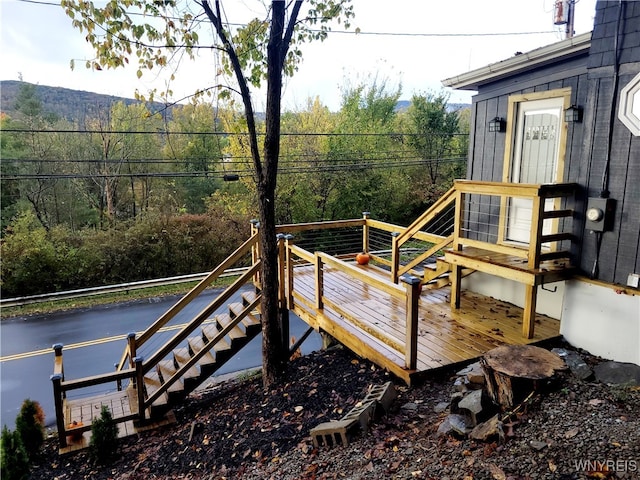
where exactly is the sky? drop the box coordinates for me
[0,0,598,112]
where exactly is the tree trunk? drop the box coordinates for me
[260,0,287,388]
[481,345,567,410]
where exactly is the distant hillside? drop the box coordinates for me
[394,99,470,113]
[1,81,470,125]
[0,80,171,124]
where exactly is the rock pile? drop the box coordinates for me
[437,361,505,442]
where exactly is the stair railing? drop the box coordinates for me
[142,266,262,410]
[390,186,458,283]
[116,234,258,372]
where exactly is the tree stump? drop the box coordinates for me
[480,345,567,410]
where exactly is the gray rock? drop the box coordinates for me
[434,401,450,413]
[453,377,469,393]
[436,414,472,437]
[458,389,484,425]
[401,402,418,412]
[552,348,593,380]
[456,361,485,385]
[594,361,640,386]
[529,440,548,451]
[469,414,504,442]
[458,389,483,415]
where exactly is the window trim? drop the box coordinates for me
[618,72,640,136]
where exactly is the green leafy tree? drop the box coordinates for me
[401,92,462,207]
[327,78,404,221]
[61,0,355,387]
[0,426,29,480]
[277,97,335,223]
[163,103,226,213]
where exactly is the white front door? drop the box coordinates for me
[506,97,564,243]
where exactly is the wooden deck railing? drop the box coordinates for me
[451,180,578,268]
[284,240,422,369]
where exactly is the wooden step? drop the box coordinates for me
[201,324,234,352]
[157,360,185,397]
[228,302,261,333]
[241,290,259,306]
[142,372,169,415]
[172,348,201,381]
[187,336,217,367]
[215,313,247,341]
[172,347,202,390]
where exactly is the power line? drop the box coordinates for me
[17,0,557,39]
[1,156,467,180]
[1,128,469,137]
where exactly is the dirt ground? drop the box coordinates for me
[29,342,640,479]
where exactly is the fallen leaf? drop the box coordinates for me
[549,460,558,472]
[294,405,304,413]
[588,399,605,406]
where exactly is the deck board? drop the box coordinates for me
[59,388,175,454]
[291,263,560,383]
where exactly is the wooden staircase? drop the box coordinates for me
[142,290,262,418]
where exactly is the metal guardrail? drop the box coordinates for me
[0,267,249,309]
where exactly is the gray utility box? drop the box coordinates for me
[585,197,616,232]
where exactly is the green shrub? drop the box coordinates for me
[14,399,45,461]
[0,426,29,480]
[90,406,119,465]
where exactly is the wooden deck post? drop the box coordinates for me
[277,234,289,358]
[522,284,538,339]
[390,232,400,284]
[250,219,260,286]
[401,275,421,370]
[51,343,67,448]
[127,332,137,368]
[314,253,324,310]
[528,195,544,269]
[362,212,370,253]
[450,188,464,309]
[285,234,295,308]
[134,356,145,422]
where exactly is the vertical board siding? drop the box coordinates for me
[462,1,639,287]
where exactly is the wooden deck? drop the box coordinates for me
[290,262,561,384]
[60,388,174,454]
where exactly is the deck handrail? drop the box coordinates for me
[286,241,420,369]
[391,186,457,283]
[141,262,261,376]
[116,234,258,371]
[451,179,578,270]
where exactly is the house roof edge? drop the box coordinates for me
[442,31,592,91]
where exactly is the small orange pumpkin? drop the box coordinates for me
[67,420,84,442]
[356,252,370,265]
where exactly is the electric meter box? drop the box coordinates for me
[585,197,616,232]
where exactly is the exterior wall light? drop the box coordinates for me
[488,117,506,133]
[564,105,583,123]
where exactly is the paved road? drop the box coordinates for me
[0,289,321,429]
